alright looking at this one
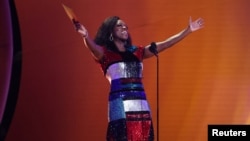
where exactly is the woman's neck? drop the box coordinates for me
[114,40,126,52]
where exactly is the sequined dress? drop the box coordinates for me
[99,46,154,141]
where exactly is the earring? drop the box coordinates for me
[109,34,113,41]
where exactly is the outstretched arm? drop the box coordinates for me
[75,22,104,61]
[143,17,204,59]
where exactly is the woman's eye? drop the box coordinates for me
[116,24,128,29]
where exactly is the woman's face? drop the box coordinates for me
[113,19,129,41]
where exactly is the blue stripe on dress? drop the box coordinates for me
[111,83,144,92]
[109,98,126,121]
[110,78,144,92]
[109,90,146,101]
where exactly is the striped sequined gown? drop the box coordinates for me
[99,46,154,141]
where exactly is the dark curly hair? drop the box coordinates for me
[94,16,132,52]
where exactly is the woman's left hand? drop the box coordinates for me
[189,17,204,32]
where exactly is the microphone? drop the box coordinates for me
[149,42,158,57]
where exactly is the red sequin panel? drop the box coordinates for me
[126,113,152,141]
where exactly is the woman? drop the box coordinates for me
[75,16,204,141]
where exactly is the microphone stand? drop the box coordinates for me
[156,54,159,141]
[149,42,159,141]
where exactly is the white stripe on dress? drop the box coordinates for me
[123,100,150,112]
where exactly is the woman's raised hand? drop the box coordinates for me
[74,22,88,38]
[189,17,204,32]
